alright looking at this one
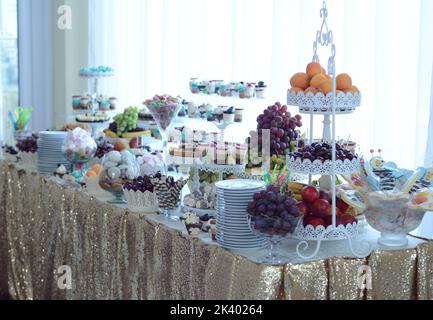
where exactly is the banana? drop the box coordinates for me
[122,130,151,139]
[287,182,306,191]
[104,129,118,138]
[293,194,303,201]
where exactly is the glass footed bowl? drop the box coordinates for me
[62,147,96,171]
[98,168,126,204]
[145,102,181,131]
[364,193,426,247]
[248,214,300,264]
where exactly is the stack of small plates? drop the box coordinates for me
[215,179,267,250]
[37,131,70,174]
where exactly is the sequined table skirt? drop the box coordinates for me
[0,162,432,300]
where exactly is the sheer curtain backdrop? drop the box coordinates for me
[89,0,433,169]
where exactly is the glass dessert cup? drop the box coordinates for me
[145,102,181,175]
[63,148,96,172]
[365,193,426,247]
[163,206,182,221]
[248,215,299,264]
[99,169,127,204]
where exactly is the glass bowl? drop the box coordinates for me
[248,214,300,264]
[364,192,426,247]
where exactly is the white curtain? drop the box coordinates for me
[426,63,433,167]
[18,0,54,134]
[89,0,433,169]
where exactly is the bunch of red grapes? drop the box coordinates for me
[255,102,303,156]
[16,134,38,153]
[124,173,162,193]
[290,142,357,163]
[247,185,302,237]
[95,139,114,159]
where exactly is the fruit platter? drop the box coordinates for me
[287,62,361,114]
[286,141,360,175]
[104,107,151,143]
[287,183,359,240]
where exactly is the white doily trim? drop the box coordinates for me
[292,222,359,241]
[287,90,361,114]
[123,189,159,213]
[286,155,360,175]
[193,163,246,174]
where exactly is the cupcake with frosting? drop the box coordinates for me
[213,106,224,122]
[223,106,235,123]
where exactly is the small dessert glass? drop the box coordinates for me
[248,214,300,264]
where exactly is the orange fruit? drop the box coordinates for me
[321,67,327,75]
[320,79,334,94]
[336,73,352,91]
[306,62,322,78]
[290,72,310,90]
[114,140,128,152]
[91,164,101,175]
[310,74,327,88]
[305,86,318,94]
[290,87,303,93]
[86,170,97,178]
[343,85,359,94]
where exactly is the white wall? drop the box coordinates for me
[53,0,89,127]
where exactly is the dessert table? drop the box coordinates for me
[1,161,433,300]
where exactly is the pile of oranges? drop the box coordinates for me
[289,62,359,95]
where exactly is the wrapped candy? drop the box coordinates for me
[151,175,188,209]
[62,127,97,163]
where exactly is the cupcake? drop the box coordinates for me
[238,82,246,99]
[255,81,267,99]
[215,146,227,164]
[72,95,82,109]
[223,106,235,123]
[246,83,256,98]
[99,100,110,111]
[80,96,91,109]
[213,106,224,122]
[109,97,118,110]
[54,164,68,179]
[234,108,244,122]
[187,102,198,118]
[189,78,200,94]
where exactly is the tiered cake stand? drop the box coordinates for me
[79,69,115,113]
[286,1,371,259]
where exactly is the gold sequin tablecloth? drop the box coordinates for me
[0,162,432,300]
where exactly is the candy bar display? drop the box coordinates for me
[123,175,160,213]
[99,150,140,203]
[189,78,268,99]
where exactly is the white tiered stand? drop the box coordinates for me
[286,1,371,259]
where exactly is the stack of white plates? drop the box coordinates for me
[215,179,267,250]
[37,131,71,174]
